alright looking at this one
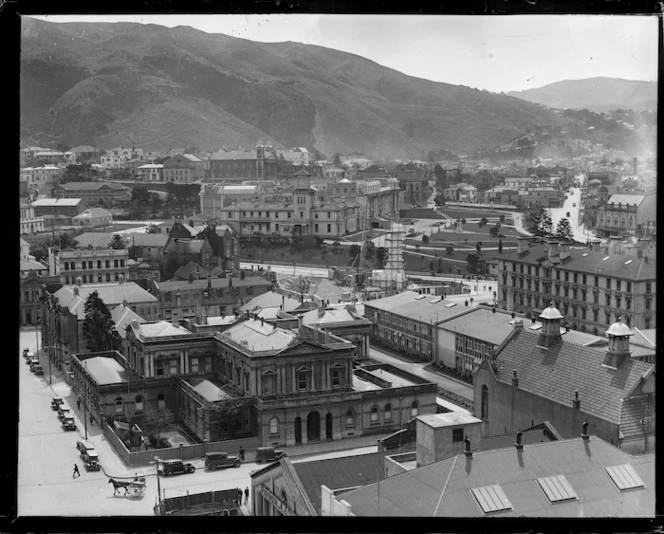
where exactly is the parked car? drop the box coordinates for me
[204,452,241,471]
[566,212,571,217]
[255,446,286,464]
[51,397,64,410]
[31,365,44,375]
[26,357,38,366]
[62,416,76,431]
[77,439,96,455]
[83,450,101,471]
[159,459,195,476]
[23,348,33,359]
[57,404,71,420]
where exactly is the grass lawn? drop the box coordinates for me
[241,244,357,269]
[440,206,516,221]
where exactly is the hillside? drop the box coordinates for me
[508,78,657,113]
[22,18,571,159]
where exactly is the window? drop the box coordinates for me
[105,260,110,268]
[97,274,102,283]
[315,224,319,232]
[645,282,652,294]
[190,357,199,374]
[297,371,308,390]
[481,385,489,419]
[64,261,69,271]
[594,276,599,287]
[645,299,651,310]
[370,406,379,424]
[114,259,119,268]
[627,282,632,293]
[331,367,342,387]
[537,475,578,503]
[135,395,144,412]
[384,404,392,422]
[452,428,464,442]
[327,224,331,233]
[269,417,279,436]
[157,394,165,409]
[88,261,92,269]
[345,409,355,428]
[411,400,418,418]
[114,397,124,415]
[170,360,178,375]
[605,464,646,491]
[97,260,102,269]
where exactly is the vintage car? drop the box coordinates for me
[255,446,286,464]
[62,416,76,431]
[26,357,39,366]
[31,365,44,375]
[23,348,34,359]
[204,452,241,471]
[83,450,101,471]
[77,439,96,455]
[51,397,64,410]
[57,404,71,420]
[159,459,195,477]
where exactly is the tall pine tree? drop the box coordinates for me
[82,291,120,352]
[556,218,573,241]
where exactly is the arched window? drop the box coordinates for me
[370,405,379,424]
[157,394,166,409]
[481,385,489,420]
[411,401,418,418]
[269,417,279,436]
[114,397,124,415]
[345,409,355,428]
[384,404,392,422]
[135,395,144,412]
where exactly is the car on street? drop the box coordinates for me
[51,396,64,410]
[255,446,286,464]
[62,416,76,431]
[57,404,71,420]
[26,357,39,366]
[83,450,101,471]
[77,439,96,455]
[204,451,241,471]
[159,459,195,476]
[23,348,33,359]
[31,365,44,375]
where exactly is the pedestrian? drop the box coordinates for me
[89,413,94,426]
[237,488,243,506]
[239,446,245,461]
[244,486,249,504]
[72,463,80,478]
[77,398,81,410]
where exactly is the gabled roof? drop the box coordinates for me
[173,261,210,280]
[239,291,304,313]
[110,303,145,337]
[188,377,237,402]
[84,356,129,386]
[218,318,297,353]
[210,150,257,160]
[292,453,386,515]
[130,233,169,247]
[342,436,654,517]
[365,291,475,325]
[20,259,48,273]
[131,320,192,339]
[70,232,114,249]
[158,276,270,291]
[53,282,158,319]
[492,328,654,426]
[32,198,83,207]
[57,181,127,191]
[437,307,517,345]
[73,207,112,219]
[606,193,647,206]
[300,306,372,327]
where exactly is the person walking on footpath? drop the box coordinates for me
[76,398,81,410]
[237,488,242,506]
[239,446,245,461]
[244,486,249,504]
[72,463,80,478]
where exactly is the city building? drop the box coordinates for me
[31,198,85,220]
[519,186,564,208]
[473,305,655,454]
[395,163,429,206]
[163,221,240,273]
[128,232,169,265]
[163,154,205,183]
[595,191,656,238]
[41,280,160,372]
[199,183,266,218]
[101,146,144,168]
[20,165,62,192]
[72,207,113,228]
[278,147,310,166]
[147,274,272,321]
[329,429,655,516]
[497,237,656,333]
[52,181,132,206]
[135,163,163,182]
[443,183,477,203]
[19,201,45,234]
[48,246,130,286]
[208,145,279,182]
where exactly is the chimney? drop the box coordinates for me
[76,276,83,287]
[516,236,529,254]
[73,286,79,296]
[261,317,264,326]
[511,318,524,331]
[131,320,139,330]
[581,421,589,441]
[545,238,560,260]
[123,298,128,308]
[608,235,622,255]
[512,369,519,387]
[463,437,472,457]
[536,303,563,348]
[559,242,571,260]
[514,431,523,450]
[591,239,602,252]
[573,391,580,409]
[298,314,305,336]
[318,304,326,318]
[172,314,178,327]
[602,317,633,369]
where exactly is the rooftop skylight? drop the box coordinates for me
[605,464,645,491]
[537,475,578,503]
[471,484,513,514]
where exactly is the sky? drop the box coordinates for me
[30,14,658,93]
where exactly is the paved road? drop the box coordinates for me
[548,186,597,243]
[369,346,474,402]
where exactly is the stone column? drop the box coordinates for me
[320,416,326,441]
[301,418,308,445]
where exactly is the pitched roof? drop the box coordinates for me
[130,233,169,247]
[32,198,83,207]
[606,193,647,206]
[210,150,257,160]
[110,303,146,337]
[84,356,129,385]
[20,259,48,272]
[239,291,304,313]
[493,328,654,426]
[73,207,112,219]
[365,291,476,324]
[343,437,655,517]
[71,232,114,249]
[57,181,127,191]
[437,307,517,345]
[54,282,158,319]
[132,320,192,339]
[188,377,237,402]
[292,453,386,515]
[498,243,656,280]
[159,276,271,291]
[218,318,296,353]
[300,306,371,327]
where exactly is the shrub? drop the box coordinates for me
[446,245,454,255]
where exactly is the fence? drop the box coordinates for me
[103,420,261,467]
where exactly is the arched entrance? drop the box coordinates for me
[325,413,333,441]
[294,417,302,444]
[307,411,320,442]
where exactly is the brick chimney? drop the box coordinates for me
[511,370,519,387]
[298,314,306,336]
[545,238,560,261]
[172,314,178,327]
[591,239,602,252]
[517,236,530,254]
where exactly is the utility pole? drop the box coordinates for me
[84,360,88,440]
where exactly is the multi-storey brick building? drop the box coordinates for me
[208,145,279,182]
[48,247,130,286]
[162,154,205,183]
[52,181,132,206]
[497,237,656,333]
[595,192,656,238]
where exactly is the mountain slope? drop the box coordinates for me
[508,78,657,113]
[21,18,569,159]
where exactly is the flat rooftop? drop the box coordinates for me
[417,412,483,428]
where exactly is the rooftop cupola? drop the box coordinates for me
[537,302,563,348]
[603,317,633,369]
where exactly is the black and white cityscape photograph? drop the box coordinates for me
[16,11,657,520]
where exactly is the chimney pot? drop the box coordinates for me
[512,369,519,387]
[464,437,472,457]
[515,431,523,450]
[581,421,589,440]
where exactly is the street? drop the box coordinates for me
[548,184,597,243]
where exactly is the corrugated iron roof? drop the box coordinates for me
[85,356,129,385]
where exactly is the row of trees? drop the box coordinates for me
[526,206,574,241]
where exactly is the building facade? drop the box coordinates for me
[48,247,130,286]
[208,145,279,182]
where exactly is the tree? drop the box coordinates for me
[82,291,120,352]
[332,153,342,166]
[489,225,500,238]
[498,239,503,253]
[109,234,126,249]
[364,240,375,261]
[478,217,488,228]
[376,247,389,268]
[433,194,445,206]
[475,241,483,254]
[349,244,361,261]
[208,397,248,440]
[556,218,574,242]
[146,224,159,234]
[446,245,454,255]
[466,252,481,274]
[422,234,429,244]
